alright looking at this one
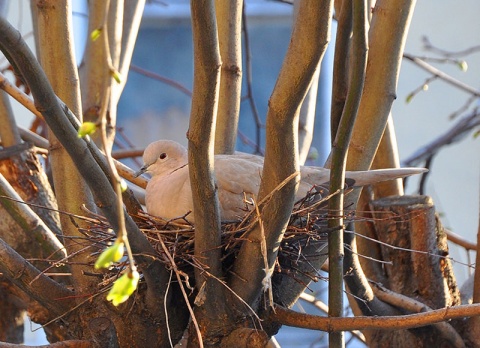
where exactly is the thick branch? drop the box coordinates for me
[346,0,417,171]
[352,116,404,312]
[79,0,114,147]
[188,0,229,336]
[116,1,145,89]
[231,0,334,307]
[464,198,480,343]
[371,115,404,196]
[297,66,319,165]
[373,284,465,348]
[214,0,243,154]
[0,238,73,316]
[0,174,66,261]
[336,0,418,335]
[0,341,91,348]
[0,90,20,146]
[296,0,320,165]
[270,303,480,333]
[0,16,169,308]
[32,0,97,296]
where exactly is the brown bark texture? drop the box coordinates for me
[366,195,461,347]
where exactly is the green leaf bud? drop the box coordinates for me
[106,270,140,306]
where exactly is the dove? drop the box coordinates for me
[135,140,426,223]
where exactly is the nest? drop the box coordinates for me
[80,184,352,289]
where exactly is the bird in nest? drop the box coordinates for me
[135,140,426,223]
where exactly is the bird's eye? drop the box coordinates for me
[159,153,167,160]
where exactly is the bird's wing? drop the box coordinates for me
[214,156,262,220]
[214,156,262,195]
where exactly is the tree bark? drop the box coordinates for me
[345,0,417,172]
[32,0,98,298]
[0,83,62,239]
[214,0,243,155]
[0,173,66,262]
[367,195,461,347]
[230,0,334,309]
[0,146,63,240]
[187,1,233,345]
[80,0,115,149]
[0,279,24,344]
[0,15,174,346]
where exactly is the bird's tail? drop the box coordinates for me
[345,167,428,187]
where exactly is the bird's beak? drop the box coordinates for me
[134,164,148,178]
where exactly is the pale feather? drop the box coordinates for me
[139,140,427,223]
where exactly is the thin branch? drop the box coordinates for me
[95,15,139,295]
[404,75,438,104]
[0,71,42,118]
[157,234,203,348]
[129,64,192,97]
[111,0,146,103]
[241,5,263,155]
[445,228,476,251]
[403,53,480,98]
[467,193,480,341]
[328,1,367,346]
[422,36,480,58]
[296,0,320,166]
[402,109,480,167]
[330,0,352,140]
[18,126,49,148]
[111,148,143,160]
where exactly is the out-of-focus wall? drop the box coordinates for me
[393,0,480,283]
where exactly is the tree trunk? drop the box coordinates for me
[366,195,461,347]
[0,145,62,239]
[0,279,24,344]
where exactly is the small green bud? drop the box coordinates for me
[78,122,97,138]
[110,69,122,84]
[120,179,128,192]
[91,28,102,41]
[106,270,140,306]
[94,240,124,269]
[457,60,468,72]
[405,93,414,104]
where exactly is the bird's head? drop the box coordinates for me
[134,140,188,178]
